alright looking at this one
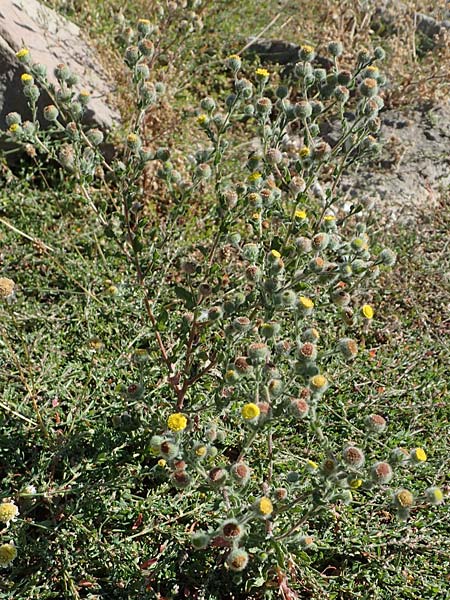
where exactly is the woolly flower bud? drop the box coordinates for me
[159,440,179,460]
[321,457,338,476]
[200,96,216,112]
[301,328,319,343]
[295,100,312,119]
[334,85,350,104]
[299,44,315,62]
[241,402,260,421]
[296,237,312,253]
[86,128,104,146]
[137,18,153,36]
[167,413,188,432]
[289,176,306,194]
[195,163,212,179]
[374,46,386,61]
[0,501,19,524]
[394,489,414,509]
[125,45,140,65]
[58,143,75,170]
[231,462,251,486]
[221,519,245,542]
[0,543,17,567]
[268,378,283,399]
[331,289,351,307]
[135,63,150,79]
[298,342,317,361]
[5,112,22,127]
[410,447,427,464]
[256,97,272,115]
[280,289,297,307]
[371,461,393,485]
[360,78,378,98]
[365,414,387,434]
[235,77,253,98]
[312,232,330,251]
[232,316,252,332]
[290,397,309,418]
[208,467,228,488]
[425,487,444,506]
[248,342,269,363]
[226,548,249,572]
[0,278,15,300]
[191,531,210,549]
[309,374,328,394]
[342,446,365,469]
[253,496,273,518]
[171,470,191,489]
[328,41,343,57]
[266,147,283,165]
[337,338,358,360]
[379,248,396,266]
[261,321,281,339]
[389,447,409,465]
[226,54,242,72]
[127,133,141,150]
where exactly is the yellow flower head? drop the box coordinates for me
[270,249,281,259]
[138,18,151,25]
[411,447,427,462]
[247,172,262,183]
[301,44,315,54]
[195,445,208,457]
[295,209,307,219]
[167,413,188,432]
[255,67,270,78]
[257,496,273,516]
[324,215,336,222]
[0,543,17,567]
[349,478,363,490]
[21,73,33,84]
[157,459,166,467]
[16,48,29,59]
[227,54,240,61]
[306,459,318,470]
[79,89,90,98]
[252,212,261,220]
[299,296,314,310]
[299,146,311,158]
[362,304,374,319]
[241,402,260,420]
[0,502,19,524]
[310,374,328,391]
[8,124,20,133]
[197,114,208,125]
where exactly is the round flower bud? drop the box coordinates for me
[6,112,22,127]
[266,147,283,165]
[253,496,273,518]
[0,543,17,567]
[235,77,253,99]
[290,397,309,418]
[208,305,223,321]
[232,316,252,332]
[328,41,343,57]
[137,18,153,36]
[337,70,352,85]
[135,63,150,79]
[256,97,272,115]
[365,414,387,434]
[159,440,179,460]
[312,232,330,251]
[342,446,365,469]
[226,548,249,572]
[289,176,306,194]
[299,44,315,62]
[171,470,191,489]
[191,531,210,550]
[248,342,269,363]
[334,85,349,104]
[295,237,312,253]
[208,466,228,488]
[231,462,251,486]
[0,502,19,523]
[301,328,319,344]
[425,487,444,506]
[337,338,358,360]
[373,46,386,61]
[280,289,297,307]
[389,447,409,465]
[295,100,312,119]
[298,342,317,361]
[267,378,283,399]
[226,54,242,72]
[221,519,245,542]
[23,84,40,102]
[86,128,104,146]
[313,140,331,159]
[394,489,414,509]
[331,289,351,306]
[321,457,338,477]
[260,321,281,339]
[359,78,378,98]
[125,45,140,65]
[378,248,396,266]
[371,461,393,485]
[308,256,325,273]
[0,278,15,300]
[200,96,216,112]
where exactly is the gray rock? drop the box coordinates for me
[0,0,120,132]
[340,102,450,224]
[244,39,300,64]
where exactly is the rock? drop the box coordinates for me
[244,38,333,70]
[339,102,450,224]
[415,13,450,38]
[0,0,120,132]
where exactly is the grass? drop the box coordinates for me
[1,1,449,599]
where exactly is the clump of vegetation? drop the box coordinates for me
[0,7,447,600]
